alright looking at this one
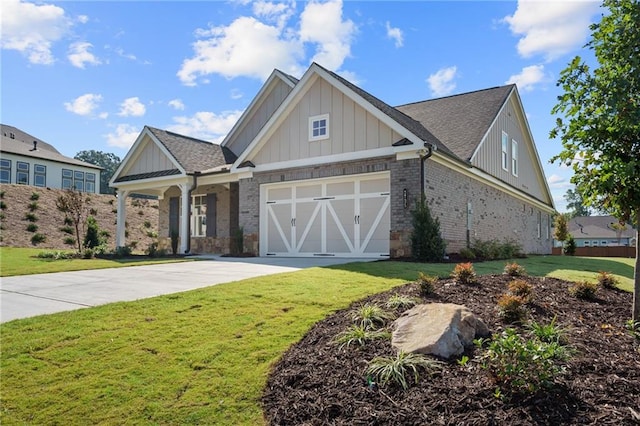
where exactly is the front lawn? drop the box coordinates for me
[0,256,635,424]
[0,247,191,277]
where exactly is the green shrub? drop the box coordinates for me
[507,279,533,303]
[0,190,4,198]
[89,208,98,216]
[504,262,526,277]
[410,200,446,262]
[475,328,569,396]
[231,227,244,256]
[496,294,527,323]
[24,212,37,222]
[596,271,618,289]
[451,262,477,285]
[28,201,39,211]
[82,248,95,259]
[471,239,523,260]
[417,272,438,296]
[625,319,640,341]
[351,303,394,329]
[112,246,132,258]
[385,294,419,310]
[0,201,6,210]
[26,223,38,232]
[365,350,442,390]
[60,225,74,235]
[569,281,599,300]
[64,216,73,226]
[143,220,152,228]
[64,236,76,246]
[527,317,568,345]
[36,250,76,260]
[563,235,576,256]
[84,216,103,249]
[31,233,46,245]
[334,325,390,349]
[30,192,40,201]
[459,247,476,260]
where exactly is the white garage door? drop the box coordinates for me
[260,172,390,257]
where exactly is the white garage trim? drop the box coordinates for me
[260,172,391,257]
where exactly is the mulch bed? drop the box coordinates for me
[262,273,640,425]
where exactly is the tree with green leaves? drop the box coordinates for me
[74,150,121,194]
[564,188,591,218]
[550,0,640,320]
[553,213,570,254]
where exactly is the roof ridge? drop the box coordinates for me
[147,126,216,146]
[395,84,515,108]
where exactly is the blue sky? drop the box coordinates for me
[2,0,604,211]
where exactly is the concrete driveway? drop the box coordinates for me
[1,255,372,323]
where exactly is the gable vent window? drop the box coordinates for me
[511,139,518,177]
[501,131,509,171]
[309,114,329,141]
[0,159,11,184]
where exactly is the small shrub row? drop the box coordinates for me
[459,239,523,261]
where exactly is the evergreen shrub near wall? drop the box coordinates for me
[410,200,446,262]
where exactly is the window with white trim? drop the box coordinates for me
[537,211,541,239]
[74,171,84,192]
[34,164,46,187]
[0,159,10,183]
[546,214,550,239]
[62,169,73,189]
[86,172,96,193]
[309,114,329,141]
[16,161,29,185]
[511,139,518,177]
[191,195,207,237]
[584,240,590,247]
[501,131,509,171]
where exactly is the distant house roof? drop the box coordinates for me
[0,124,101,170]
[395,85,514,161]
[146,127,237,174]
[569,215,635,240]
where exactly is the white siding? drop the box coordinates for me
[253,77,402,165]
[122,136,175,176]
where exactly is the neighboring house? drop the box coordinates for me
[555,215,637,247]
[110,63,555,258]
[1,124,101,193]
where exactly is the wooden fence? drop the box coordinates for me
[551,246,636,258]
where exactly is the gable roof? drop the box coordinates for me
[1,124,101,170]
[569,215,636,240]
[146,127,236,173]
[395,85,514,161]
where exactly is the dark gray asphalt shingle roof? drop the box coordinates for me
[146,127,237,174]
[396,85,514,161]
[1,124,102,169]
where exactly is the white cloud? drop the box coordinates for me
[77,15,89,24]
[118,97,146,117]
[177,0,356,85]
[505,64,546,92]
[168,99,185,110]
[167,110,244,143]
[503,1,600,61]
[68,41,101,69]
[64,93,103,116]
[427,66,458,97]
[105,124,140,149]
[230,89,243,100]
[385,21,403,48]
[299,0,356,70]
[178,16,303,85]
[0,0,71,65]
[115,47,137,61]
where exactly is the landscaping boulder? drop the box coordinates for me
[391,303,490,359]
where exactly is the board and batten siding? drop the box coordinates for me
[472,97,548,203]
[225,78,293,157]
[122,136,175,176]
[252,77,402,165]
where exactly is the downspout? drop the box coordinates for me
[185,171,200,254]
[419,144,434,202]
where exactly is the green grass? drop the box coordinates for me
[0,255,636,425]
[0,247,191,277]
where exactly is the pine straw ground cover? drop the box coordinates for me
[263,273,640,425]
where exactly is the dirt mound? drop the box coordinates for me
[263,273,640,425]
[0,184,158,252]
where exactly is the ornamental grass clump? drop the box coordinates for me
[569,280,599,300]
[596,271,618,289]
[451,262,477,285]
[351,303,394,329]
[527,316,569,345]
[385,294,419,310]
[504,262,526,277]
[365,350,442,390]
[334,325,390,349]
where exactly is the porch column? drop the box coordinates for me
[116,190,129,248]
[179,183,190,254]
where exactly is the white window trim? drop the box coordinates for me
[501,131,509,171]
[191,194,207,237]
[308,113,330,142]
[511,139,518,177]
